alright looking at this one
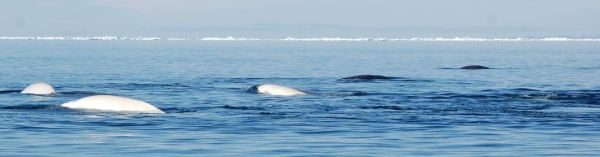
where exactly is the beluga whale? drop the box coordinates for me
[341,75,393,80]
[460,65,491,70]
[21,82,56,95]
[61,95,165,114]
[248,84,307,96]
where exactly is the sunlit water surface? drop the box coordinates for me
[1,41,600,156]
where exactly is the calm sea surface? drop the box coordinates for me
[1,40,600,156]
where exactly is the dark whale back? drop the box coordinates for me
[460,65,490,70]
[342,75,392,80]
[247,85,259,93]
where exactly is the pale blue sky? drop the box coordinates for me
[1,0,599,37]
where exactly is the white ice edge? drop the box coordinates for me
[1,36,600,42]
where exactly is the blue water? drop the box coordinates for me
[1,41,600,156]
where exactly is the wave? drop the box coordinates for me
[0,89,21,94]
[1,104,59,110]
[2,36,600,42]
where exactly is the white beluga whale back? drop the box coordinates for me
[21,82,56,95]
[249,84,307,96]
[61,95,165,114]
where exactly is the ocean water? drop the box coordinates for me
[1,40,600,156]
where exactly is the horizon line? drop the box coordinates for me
[2,36,600,42]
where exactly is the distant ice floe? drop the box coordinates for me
[0,36,162,41]
[1,36,600,42]
[281,37,387,41]
[199,36,260,41]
